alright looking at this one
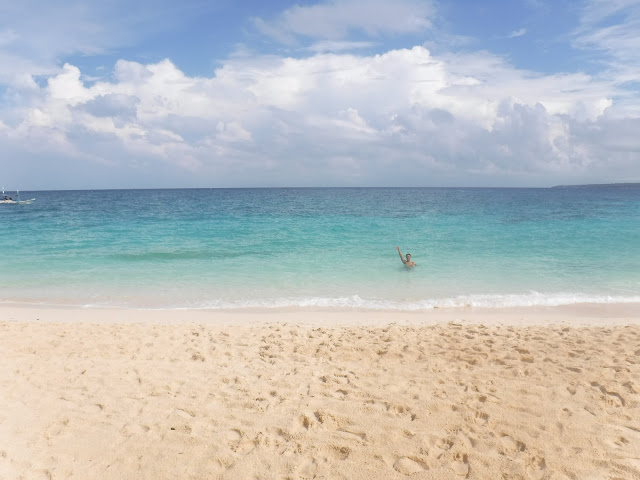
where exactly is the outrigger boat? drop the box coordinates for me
[1,188,35,204]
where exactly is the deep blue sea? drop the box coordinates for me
[1,187,639,310]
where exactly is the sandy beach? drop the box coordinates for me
[1,304,639,479]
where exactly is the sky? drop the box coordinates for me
[1,0,640,189]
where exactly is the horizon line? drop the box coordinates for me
[8,182,640,192]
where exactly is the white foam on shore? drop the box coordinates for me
[168,291,640,311]
[3,291,640,311]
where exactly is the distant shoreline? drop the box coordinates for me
[550,182,640,188]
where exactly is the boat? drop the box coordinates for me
[1,188,35,204]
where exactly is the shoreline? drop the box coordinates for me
[3,290,640,312]
[2,301,640,327]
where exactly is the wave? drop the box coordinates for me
[4,291,640,311]
[162,291,640,311]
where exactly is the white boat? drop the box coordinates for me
[1,188,35,204]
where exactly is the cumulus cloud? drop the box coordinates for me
[2,43,638,188]
[2,0,640,188]
[78,94,140,120]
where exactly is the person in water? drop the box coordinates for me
[396,246,416,267]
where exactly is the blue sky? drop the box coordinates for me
[1,0,639,189]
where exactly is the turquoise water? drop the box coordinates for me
[1,187,639,309]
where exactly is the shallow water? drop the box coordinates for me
[1,186,638,309]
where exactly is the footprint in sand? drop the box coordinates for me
[435,437,454,451]
[386,403,416,420]
[226,428,242,444]
[44,419,69,440]
[190,351,205,361]
[591,382,626,407]
[226,429,256,455]
[474,411,489,425]
[525,455,546,480]
[605,436,630,448]
[330,445,351,460]
[450,453,469,477]
[393,457,426,475]
[457,431,474,449]
[292,413,317,433]
[335,388,349,398]
[123,423,151,436]
[296,458,318,479]
[500,435,525,454]
[261,427,294,453]
[466,394,488,410]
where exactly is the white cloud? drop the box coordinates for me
[573,0,640,83]
[2,43,638,188]
[306,40,378,53]
[1,0,639,188]
[507,28,527,38]
[252,0,435,43]
[0,0,211,86]
[216,121,253,143]
[48,64,93,103]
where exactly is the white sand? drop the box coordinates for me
[1,304,639,479]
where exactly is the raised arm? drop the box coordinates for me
[396,246,407,264]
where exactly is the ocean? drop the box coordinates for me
[1,187,639,310]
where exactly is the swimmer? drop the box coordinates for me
[396,246,416,267]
